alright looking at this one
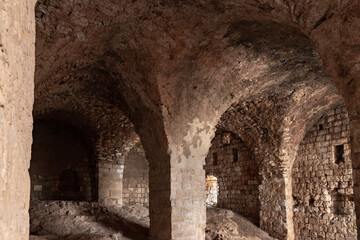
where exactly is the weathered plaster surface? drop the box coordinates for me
[0,0,36,239]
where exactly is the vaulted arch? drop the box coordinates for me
[2,1,360,239]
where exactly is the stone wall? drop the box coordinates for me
[205,131,261,225]
[97,136,145,205]
[97,154,124,205]
[33,100,139,206]
[30,120,94,201]
[292,105,357,239]
[123,142,149,205]
[0,0,35,239]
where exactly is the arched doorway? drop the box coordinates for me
[29,119,94,201]
[206,175,219,206]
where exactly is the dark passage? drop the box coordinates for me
[29,120,95,201]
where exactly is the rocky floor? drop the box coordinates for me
[29,201,149,240]
[206,208,275,240]
[29,201,275,240]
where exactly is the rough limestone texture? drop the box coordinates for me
[292,105,357,239]
[97,157,124,206]
[1,0,360,239]
[29,200,149,240]
[123,142,149,205]
[97,136,142,206]
[33,85,143,205]
[0,0,36,239]
[31,0,360,239]
[205,131,261,225]
[216,89,342,239]
[206,208,275,240]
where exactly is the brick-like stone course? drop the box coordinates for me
[97,134,140,205]
[205,131,261,225]
[97,157,124,205]
[123,142,149,205]
[292,105,357,239]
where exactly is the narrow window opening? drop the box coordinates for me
[309,197,315,206]
[221,132,231,145]
[293,195,299,208]
[206,175,219,206]
[331,185,354,216]
[233,148,238,162]
[333,193,347,215]
[318,124,323,130]
[212,152,218,166]
[335,144,345,164]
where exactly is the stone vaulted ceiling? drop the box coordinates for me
[34,0,360,162]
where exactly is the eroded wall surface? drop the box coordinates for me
[0,0,36,239]
[205,131,261,225]
[292,105,357,239]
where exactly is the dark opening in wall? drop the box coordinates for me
[331,186,354,216]
[335,144,345,164]
[233,148,238,162]
[333,193,347,215]
[293,195,299,208]
[213,153,218,165]
[30,120,95,201]
[60,169,80,192]
[309,197,315,206]
[318,124,323,130]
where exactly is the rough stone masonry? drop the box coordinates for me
[2,0,360,240]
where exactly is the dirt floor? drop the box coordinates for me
[205,208,275,240]
[29,201,275,240]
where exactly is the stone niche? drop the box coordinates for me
[292,105,357,240]
[205,131,261,225]
[30,120,95,201]
[123,142,149,205]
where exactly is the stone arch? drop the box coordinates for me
[215,94,290,238]
[33,90,141,205]
[29,119,95,201]
[213,81,343,239]
[30,1,360,239]
[152,21,338,238]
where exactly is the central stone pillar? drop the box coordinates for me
[148,151,172,240]
[259,174,289,239]
[147,117,214,240]
[258,155,294,240]
[148,149,207,240]
[98,158,124,205]
[170,166,206,239]
[0,0,36,239]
